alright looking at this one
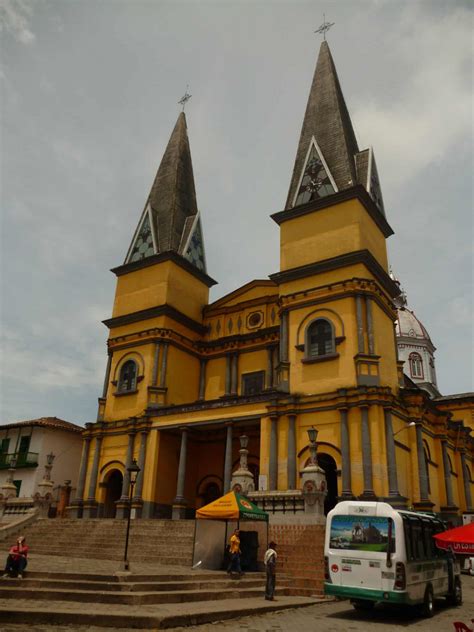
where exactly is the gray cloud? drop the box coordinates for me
[1,0,472,426]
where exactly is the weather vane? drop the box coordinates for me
[178,85,192,111]
[315,14,335,40]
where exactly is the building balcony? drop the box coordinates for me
[0,452,39,469]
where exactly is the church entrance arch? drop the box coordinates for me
[316,453,338,515]
[103,469,123,518]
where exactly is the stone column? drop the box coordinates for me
[266,346,274,389]
[198,359,207,400]
[340,408,352,497]
[102,354,112,398]
[441,440,455,507]
[116,432,135,519]
[355,295,365,353]
[365,296,375,355]
[223,423,233,493]
[231,353,239,396]
[151,342,161,386]
[172,427,188,519]
[461,452,473,510]
[384,409,400,497]
[287,414,296,490]
[280,311,289,362]
[225,355,231,396]
[159,342,169,388]
[70,435,92,516]
[360,407,375,498]
[269,416,278,490]
[416,424,429,502]
[83,435,103,518]
[134,431,148,499]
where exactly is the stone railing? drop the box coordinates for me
[0,507,39,542]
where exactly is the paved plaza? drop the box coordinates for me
[1,561,472,632]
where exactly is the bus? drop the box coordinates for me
[324,501,462,617]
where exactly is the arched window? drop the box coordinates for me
[306,318,335,358]
[118,360,137,392]
[409,352,424,379]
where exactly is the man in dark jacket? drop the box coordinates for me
[264,541,277,600]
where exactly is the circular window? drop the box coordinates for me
[247,312,263,328]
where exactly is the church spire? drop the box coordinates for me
[285,41,386,217]
[125,112,207,273]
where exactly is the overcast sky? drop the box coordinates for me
[1,0,472,426]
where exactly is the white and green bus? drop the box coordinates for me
[324,501,462,617]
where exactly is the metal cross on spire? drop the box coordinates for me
[314,14,335,40]
[178,86,192,111]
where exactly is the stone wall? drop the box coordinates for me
[269,523,325,597]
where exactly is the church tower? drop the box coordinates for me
[99,112,216,425]
[271,41,399,395]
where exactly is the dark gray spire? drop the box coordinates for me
[125,112,207,272]
[285,41,385,216]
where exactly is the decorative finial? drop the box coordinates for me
[178,85,192,111]
[315,14,335,40]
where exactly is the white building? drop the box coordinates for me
[0,417,83,499]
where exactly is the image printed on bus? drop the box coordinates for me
[329,515,395,552]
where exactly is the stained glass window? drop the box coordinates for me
[295,143,335,206]
[184,217,206,272]
[129,213,155,263]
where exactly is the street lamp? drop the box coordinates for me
[123,459,141,571]
[393,421,416,438]
[46,452,56,466]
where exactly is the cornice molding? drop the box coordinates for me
[270,249,400,298]
[271,185,394,238]
[111,251,217,288]
[103,304,206,335]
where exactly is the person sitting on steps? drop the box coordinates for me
[3,536,29,579]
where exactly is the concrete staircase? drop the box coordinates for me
[19,518,195,565]
[0,570,321,628]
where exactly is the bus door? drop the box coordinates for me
[328,514,394,590]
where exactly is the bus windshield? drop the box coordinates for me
[329,515,395,552]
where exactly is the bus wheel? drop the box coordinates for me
[420,585,434,618]
[351,599,375,611]
[447,577,462,606]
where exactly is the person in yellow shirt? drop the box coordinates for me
[227,529,243,576]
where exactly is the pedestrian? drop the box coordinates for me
[264,541,277,600]
[227,528,243,577]
[3,536,29,579]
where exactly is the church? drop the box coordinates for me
[69,40,473,524]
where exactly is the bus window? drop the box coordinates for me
[329,515,395,552]
[402,515,414,561]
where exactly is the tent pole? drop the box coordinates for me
[191,518,198,568]
[266,519,269,550]
[224,520,228,569]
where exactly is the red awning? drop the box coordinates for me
[434,523,474,555]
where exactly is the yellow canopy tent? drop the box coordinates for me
[196,491,269,522]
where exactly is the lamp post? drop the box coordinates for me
[307,427,319,465]
[393,421,416,438]
[123,459,141,571]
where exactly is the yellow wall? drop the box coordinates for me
[279,199,389,272]
[112,259,209,322]
[166,346,200,405]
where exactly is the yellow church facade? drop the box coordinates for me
[70,41,473,523]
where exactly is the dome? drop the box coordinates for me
[395,307,433,345]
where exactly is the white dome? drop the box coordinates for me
[396,307,433,344]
